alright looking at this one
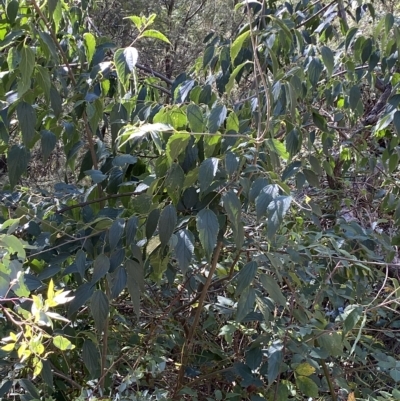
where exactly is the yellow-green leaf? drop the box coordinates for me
[295,362,316,376]
[53,335,75,351]
[139,29,170,44]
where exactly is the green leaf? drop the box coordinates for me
[8,145,30,189]
[226,112,239,132]
[41,360,53,389]
[231,30,250,63]
[17,102,36,146]
[199,157,218,193]
[187,103,204,132]
[361,38,372,63]
[6,0,18,24]
[296,376,318,397]
[225,151,239,177]
[295,363,316,376]
[19,45,35,95]
[394,111,400,138]
[309,155,323,176]
[50,85,62,117]
[91,254,110,284]
[307,57,323,87]
[125,259,144,292]
[53,335,75,351]
[109,218,125,251]
[235,261,257,296]
[345,27,358,51]
[146,208,160,239]
[349,85,361,111]
[126,216,138,245]
[165,163,185,205]
[159,204,177,248]
[303,169,320,187]
[83,32,96,64]
[48,0,62,32]
[386,13,394,35]
[267,195,292,239]
[256,184,279,221]
[166,133,190,164]
[267,341,283,384]
[286,128,301,157]
[226,61,250,95]
[174,229,194,274]
[125,15,143,30]
[139,29,170,44]
[208,104,227,133]
[40,130,56,163]
[260,274,286,307]
[318,332,342,357]
[236,287,255,322]
[266,138,289,160]
[35,66,51,101]
[320,46,334,77]
[125,259,143,317]
[82,340,101,379]
[223,190,244,249]
[196,208,219,260]
[343,306,363,335]
[114,47,138,90]
[91,290,109,332]
[389,153,399,174]
[68,283,94,317]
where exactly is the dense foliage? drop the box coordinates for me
[1,0,400,400]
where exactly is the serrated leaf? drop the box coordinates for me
[196,208,219,260]
[83,32,96,64]
[174,229,194,274]
[165,163,185,205]
[260,274,286,307]
[17,102,36,146]
[91,254,110,284]
[246,347,263,371]
[199,157,218,193]
[231,30,250,62]
[235,261,257,296]
[8,144,30,188]
[146,208,160,239]
[166,133,190,164]
[225,151,239,177]
[53,335,75,351]
[35,66,51,100]
[223,190,244,249]
[320,46,334,77]
[208,104,227,133]
[295,363,316,376]
[140,29,170,44]
[303,169,320,187]
[296,376,318,397]
[125,259,144,291]
[267,195,292,239]
[159,204,177,248]
[318,331,342,357]
[114,47,138,90]
[19,45,35,95]
[109,218,125,251]
[267,341,283,384]
[236,287,256,322]
[266,138,289,160]
[187,103,204,132]
[40,130,56,163]
[68,282,94,317]
[82,340,100,379]
[308,57,323,87]
[110,265,127,299]
[255,184,279,221]
[91,290,109,332]
[343,306,362,334]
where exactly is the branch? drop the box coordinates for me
[136,63,174,86]
[296,0,337,28]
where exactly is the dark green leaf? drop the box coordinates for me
[225,151,239,177]
[318,332,342,356]
[50,85,62,117]
[68,283,94,317]
[165,163,185,205]
[235,261,257,296]
[207,104,227,133]
[125,259,144,291]
[19,45,35,95]
[187,103,204,132]
[303,169,320,187]
[246,347,262,371]
[8,145,30,188]
[125,261,141,318]
[236,287,256,322]
[260,274,286,307]
[309,156,323,176]
[17,102,36,146]
[35,66,51,101]
[393,111,400,138]
[320,46,334,77]
[386,13,394,34]
[249,178,269,203]
[82,340,101,379]
[308,57,323,87]
[267,196,292,239]
[75,249,86,279]
[286,128,301,157]
[126,216,138,245]
[146,209,160,239]
[110,265,127,299]
[199,157,218,193]
[41,360,53,389]
[40,130,56,163]
[0,381,12,397]
[91,254,110,284]
[109,218,125,251]
[159,204,177,248]
[19,379,40,399]
[196,208,219,260]
[203,45,215,68]
[361,38,372,63]
[256,184,279,221]
[267,341,283,384]
[91,290,109,332]
[6,0,18,24]
[174,229,194,274]
[345,27,358,51]
[223,190,244,249]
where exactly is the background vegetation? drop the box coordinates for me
[1,0,400,400]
